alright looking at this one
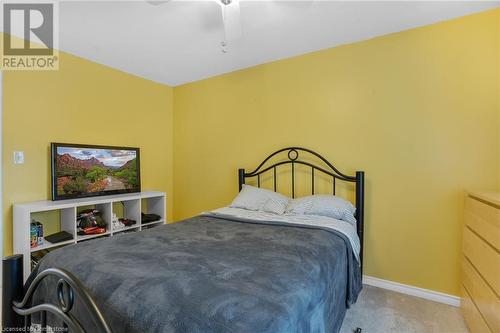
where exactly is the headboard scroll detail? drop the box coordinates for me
[238,147,365,272]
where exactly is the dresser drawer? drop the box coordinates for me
[463,227,500,296]
[462,257,499,332]
[465,196,500,251]
[461,286,492,333]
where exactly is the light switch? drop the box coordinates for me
[13,151,24,164]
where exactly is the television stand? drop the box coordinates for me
[13,191,166,282]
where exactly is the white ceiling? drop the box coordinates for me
[13,1,500,85]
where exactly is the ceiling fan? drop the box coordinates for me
[146,0,242,52]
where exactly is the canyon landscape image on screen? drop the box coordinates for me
[56,146,138,196]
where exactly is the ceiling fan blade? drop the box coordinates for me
[222,0,242,41]
[145,0,170,6]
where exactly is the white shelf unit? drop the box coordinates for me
[14,191,166,281]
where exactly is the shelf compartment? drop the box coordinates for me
[76,231,111,242]
[77,203,112,234]
[141,196,165,226]
[112,199,140,231]
[30,238,75,252]
[141,219,165,227]
[112,224,140,233]
[31,243,73,270]
[142,222,163,230]
[30,207,76,250]
[113,228,140,236]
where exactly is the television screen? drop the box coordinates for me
[51,143,140,200]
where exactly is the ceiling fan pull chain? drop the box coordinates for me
[221,41,229,53]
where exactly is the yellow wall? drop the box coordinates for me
[173,9,500,296]
[2,48,174,255]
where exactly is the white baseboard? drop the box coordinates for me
[362,275,461,307]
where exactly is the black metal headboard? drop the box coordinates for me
[238,147,365,271]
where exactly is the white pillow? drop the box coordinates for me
[230,185,290,215]
[286,194,357,225]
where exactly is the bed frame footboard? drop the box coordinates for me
[2,255,112,333]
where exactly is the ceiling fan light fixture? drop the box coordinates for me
[144,0,242,53]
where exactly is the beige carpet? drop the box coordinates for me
[340,285,468,333]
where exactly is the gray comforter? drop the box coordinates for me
[33,215,362,333]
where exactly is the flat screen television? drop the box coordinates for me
[51,143,141,200]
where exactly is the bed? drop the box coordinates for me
[4,147,365,333]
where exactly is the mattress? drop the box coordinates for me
[33,213,362,333]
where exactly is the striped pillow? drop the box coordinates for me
[286,194,357,225]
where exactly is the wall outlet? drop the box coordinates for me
[13,151,24,164]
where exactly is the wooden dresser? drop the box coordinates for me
[462,191,500,333]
